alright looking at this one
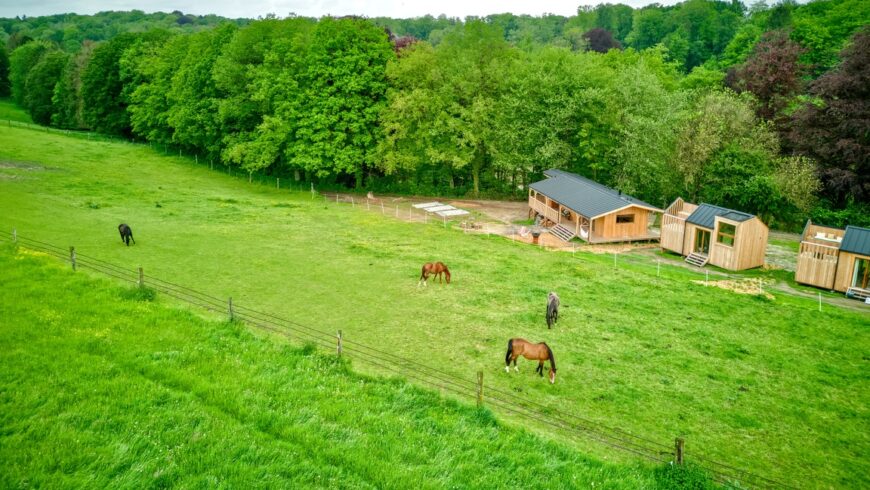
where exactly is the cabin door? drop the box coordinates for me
[853,258,870,289]
[694,229,711,255]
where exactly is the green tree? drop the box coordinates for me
[24,49,68,125]
[52,41,95,129]
[215,18,314,177]
[9,40,51,106]
[0,47,10,97]
[81,33,142,136]
[126,34,187,143]
[378,21,512,195]
[287,17,394,188]
[166,24,237,159]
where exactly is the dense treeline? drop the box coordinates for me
[1,1,868,228]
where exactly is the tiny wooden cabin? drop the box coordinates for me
[528,169,662,243]
[796,221,870,297]
[661,199,768,271]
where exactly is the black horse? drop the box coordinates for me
[546,292,559,329]
[118,223,135,246]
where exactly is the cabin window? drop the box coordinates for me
[717,223,736,246]
[616,214,634,224]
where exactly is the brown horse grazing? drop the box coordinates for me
[505,338,557,384]
[419,262,450,286]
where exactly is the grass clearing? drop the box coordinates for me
[0,98,33,123]
[1,250,676,488]
[1,124,868,487]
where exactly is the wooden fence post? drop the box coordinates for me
[195,154,198,165]
[395,205,399,218]
[138,267,144,288]
[277,177,280,189]
[675,438,684,465]
[12,228,16,243]
[69,246,76,271]
[381,202,385,214]
[477,371,484,407]
[337,330,343,357]
[228,297,234,321]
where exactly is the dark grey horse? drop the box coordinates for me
[546,292,560,329]
[118,223,135,246]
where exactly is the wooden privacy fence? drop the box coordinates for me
[2,230,795,489]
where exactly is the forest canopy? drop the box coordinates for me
[1,1,868,228]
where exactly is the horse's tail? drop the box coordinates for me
[505,338,513,366]
[544,343,556,372]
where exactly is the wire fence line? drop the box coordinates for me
[1,231,796,488]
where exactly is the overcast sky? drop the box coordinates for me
[1,1,680,20]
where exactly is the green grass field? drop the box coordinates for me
[1,123,868,487]
[0,98,33,123]
[2,250,694,488]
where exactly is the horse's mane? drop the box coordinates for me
[543,342,556,371]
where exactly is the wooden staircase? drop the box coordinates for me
[846,287,870,302]
[550,224,576,242]
[685,252,709,267]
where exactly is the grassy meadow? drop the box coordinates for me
[1,250,685,488]
[1,117,868,487]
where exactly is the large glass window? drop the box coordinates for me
[717,223,736,246]
[854,258,870,289]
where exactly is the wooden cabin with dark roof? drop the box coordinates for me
[661,198,768,270]
[527,169,662,243]
[796,221,870,298]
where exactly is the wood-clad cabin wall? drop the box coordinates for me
[734,218,768,270]
[707,218,768,271]
[660,213,686,254]
[681,223,707,257]
[796,241,840,289]
[592,207,651,240]
[833,251,870,293]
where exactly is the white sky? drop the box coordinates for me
[1,1,680,19]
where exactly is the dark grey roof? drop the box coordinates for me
[686,203,754,229]
[530,169,659,218]
[841,226,870,256]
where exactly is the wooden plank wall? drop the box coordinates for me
[734,218,768,270]
[682,223,703,256]
[709,237,736,269]
[592,207,652,240]
[796,241,839,289]
[660,214,686,254]
[834,251,870,292]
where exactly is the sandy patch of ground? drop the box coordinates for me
[692,278,775,299]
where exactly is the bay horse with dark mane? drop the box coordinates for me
[419,261,450,286]
[505,338,557,384]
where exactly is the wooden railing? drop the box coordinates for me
[660,214,686,253]
[796,241,840,289]
[528,197,560,223]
